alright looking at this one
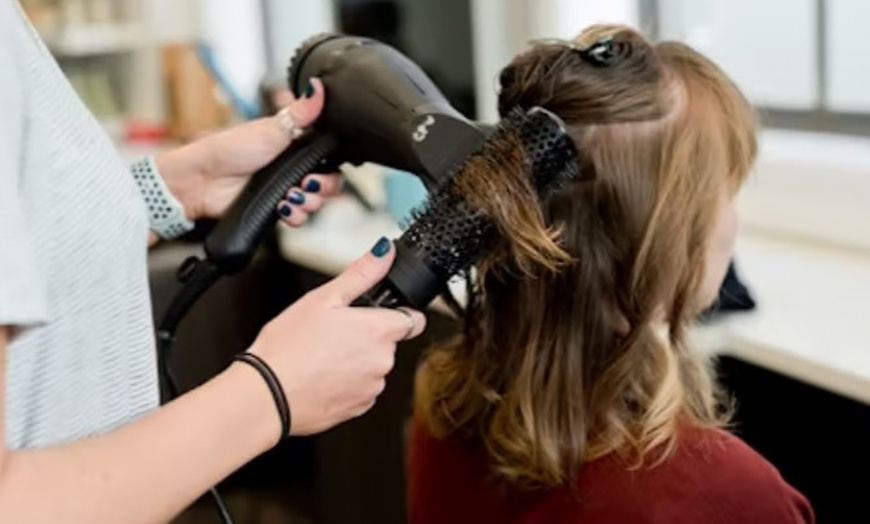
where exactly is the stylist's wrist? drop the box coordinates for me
[154,142,211,222]
[244,240,427,437]
[220,358,286,450]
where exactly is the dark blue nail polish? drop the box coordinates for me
[305,179,321,193]
[288,191,305,205]
[304,81,315,99]
[278,203,292,218]
[371,237,391,258]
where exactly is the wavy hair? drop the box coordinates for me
[414,25,758,489]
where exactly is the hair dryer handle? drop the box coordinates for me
[204,132,338,274]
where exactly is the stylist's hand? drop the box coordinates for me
[156,78,342,226]
[247,238,427,435]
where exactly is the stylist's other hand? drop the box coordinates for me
[156,78,342,225]
[248,238,426,436]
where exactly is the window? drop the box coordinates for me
[652,0,870,137]
[646,0,870,251]
[468,0,870,250]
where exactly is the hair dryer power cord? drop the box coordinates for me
[156,258,233,523]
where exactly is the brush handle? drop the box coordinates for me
[354,240,445,310]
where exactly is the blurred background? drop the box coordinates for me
[17,0,869,523]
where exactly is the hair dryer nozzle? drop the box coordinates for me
[288,33,487,191]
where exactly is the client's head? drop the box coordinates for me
[415,24,757,489]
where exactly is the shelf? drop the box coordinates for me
[43,23,147,57]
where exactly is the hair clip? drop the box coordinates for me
[579,36,616,67]
[529,36,617,67]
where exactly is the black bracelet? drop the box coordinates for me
[233,352,291,442]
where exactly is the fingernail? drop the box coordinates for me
[278,203,293,217]
[305,179,321,193]
[304,80,315,99]
[371,237,391,258]
[288,191,305,205]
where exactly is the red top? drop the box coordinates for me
[407,421,814,524]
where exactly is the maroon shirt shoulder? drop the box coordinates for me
[407,420,814,524]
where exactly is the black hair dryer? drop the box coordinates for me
[289,34,487,191]
[160,33,489,358]
[203,34,488,276]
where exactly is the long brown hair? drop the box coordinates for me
[414,25,758,489]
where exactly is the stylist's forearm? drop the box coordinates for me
[0,363,278,524]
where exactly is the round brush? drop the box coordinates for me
[360,106,585,310]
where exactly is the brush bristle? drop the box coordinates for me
[517,107,583,194]
[399,107,581,279]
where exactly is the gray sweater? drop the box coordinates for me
[1,0,159,449]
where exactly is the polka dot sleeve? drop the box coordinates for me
[130,157,195,240]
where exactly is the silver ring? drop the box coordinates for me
[277,106,305,140]
[397,308,416,341]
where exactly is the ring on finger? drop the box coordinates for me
[397,307,416,341]
[277,106,305,140]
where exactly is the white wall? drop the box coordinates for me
[531,0,639,40]
[658,0,819,110]
[470,0,525,122]
[658,0,870,116]
[470,0,639,122]
[826,0,870,113]
[469,0,870,251]
[197,0,268,108]
[654,0,870,250]
[263,0,335,75]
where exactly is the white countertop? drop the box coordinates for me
[694,237,870,404]
[278,197,870,405]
